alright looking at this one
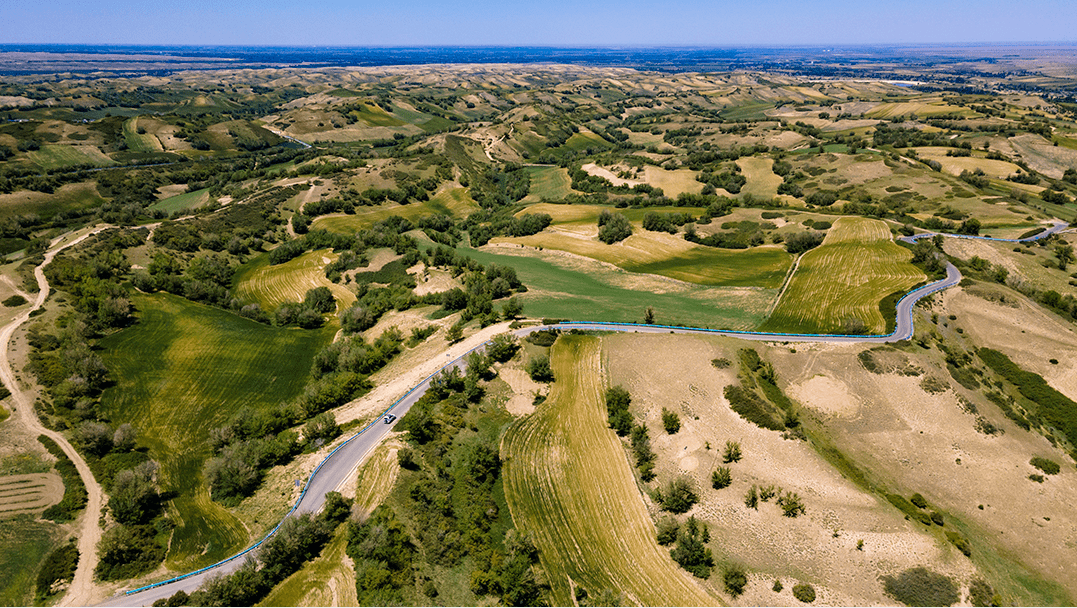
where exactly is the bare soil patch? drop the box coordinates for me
[0,472,63,516]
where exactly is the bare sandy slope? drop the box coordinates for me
[604,333,975,605]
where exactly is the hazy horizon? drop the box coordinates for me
[2,0,1075,47]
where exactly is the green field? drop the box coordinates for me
[0,181,106,221]
[561,132,613,152]
[523,166,574,201]
[27,144,115,170]
[501,203,792,288]
[0,517,61,606]
[233,249,356,311]
[761,217,925,334]
[123,117,164,152]
[148,187,210,214]
[502,336,714,606]
[98,293,334,570]
[456,243,775,329]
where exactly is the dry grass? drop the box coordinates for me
[736,157,783,198]
[912,147,1023,179]
[0,473,63,517]
[501,335,714,606]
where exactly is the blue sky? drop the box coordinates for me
[2,0,1075,46]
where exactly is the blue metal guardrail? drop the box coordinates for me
[123,222,1067,597]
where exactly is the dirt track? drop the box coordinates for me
[0,225,108,607]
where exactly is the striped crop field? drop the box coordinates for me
[522,166,574,201]
[501,335,714,606]
[27,144,116,170]
[761,217,925,334]
[233,249,356,312]
[122,117,164,152]
[98,293,334,570]
[495,206,791,288]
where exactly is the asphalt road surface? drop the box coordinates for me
[106,221,1069,606]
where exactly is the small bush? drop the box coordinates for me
[792,583,816,603]
[711,466,732,489]
[778,491,806,517]
[661,407,681,434]
[655,517,679,545]
[945,530,971,556]
[881,567,959,606]
[711,357,731,369]
[2,294,27,307]
[969,578,999,607]
[723,564,748,597]
[526,355,554,382]
[909,493,927,509]
[919,376,948,394]
[773,579,784,593]
[658,476,698,514]
[722,440,742,463]
[929,511,944,526]
[1029,473,1045,483]
[744,485,759,510]
[1030,456,1061,475]
[35,539,79,602]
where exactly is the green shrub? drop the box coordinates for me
[711,466,732,489]
[1030,456,1061,475]
[778,491,806,517]
[929,511,944,526]
[655,517,679,546]
[722,440,742,463]
[38,436,87,522]
[944,530,971,556]
[658,476,698,514]
[661,407,681,434]
[1029,473,1045,483]
[724,384,783,430]
[2,295,27,307]
[969,578,1000,607]
[723,564,748,597]
[881,567,959,606]
[773,579,784,593]
[711,358,731,369]
[909,493,928,509]
[526,355,553,382]
[919,376,948,394]
[669,517,713,578]
[35,539,79,602]
[792,583,816,603]
[744,485,759,510]
[979,348,1077,449]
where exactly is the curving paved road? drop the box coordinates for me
[105,221,1069,606]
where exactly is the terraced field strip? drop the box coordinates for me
[496,212,790,288]
[761,216,925,334]
[523,166,574,201]
[502,336,714,606]
[98,292,334,570]
[234,249,356,312]
[149,187,211,214]
[457,244,775,329]
[123,117,164,152]
[0,473,63,516]
[311,192,477,235]
[27,144,116,170]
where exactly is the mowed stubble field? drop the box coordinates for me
[97,292,334,570]
[762,217,925,334]
[233,249,356,312]
[501,335,714,606]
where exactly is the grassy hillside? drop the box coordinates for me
[501,335,714,606]
[97,293,334,570]
[761,217,924,334]
[233,249,356,312]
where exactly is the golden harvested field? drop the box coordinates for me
[912,147,1023,178]
[863,100,977,119]
[736,156,783,198]
[762,217,925,334]
[501,336,714,606]
[642,165,705,197]
[0,473,63,517]
[233,249,356,311]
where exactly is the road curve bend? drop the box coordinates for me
[107,220,1069,606]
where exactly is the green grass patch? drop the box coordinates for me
[347,103,406,127]
[122,117,163,152]
[148,187,210,214]
[0,517,62,606]
[719,103,774,122]
[97,292,334,570]
[27,144,115,170]
[561,132,613,152]
[524,166,574,201]
[452,243,773,329]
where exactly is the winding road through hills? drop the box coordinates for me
[89,220,1069,606]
